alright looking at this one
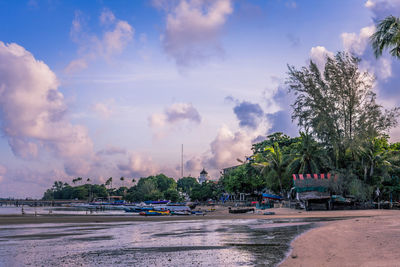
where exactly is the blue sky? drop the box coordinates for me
[0,0,399,198]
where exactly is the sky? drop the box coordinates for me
[0,0,399,198]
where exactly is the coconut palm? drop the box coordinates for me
[254,142,286,193]
[287,133,330,175]
[358,138,397,182]
[120,176,125,187]
[371,15,400,59]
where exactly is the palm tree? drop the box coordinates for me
[358,139,395,182]
[287,133,330,175]
[132,178,136,184]
[254,142,286,193]
[371,15,400,59]
[86,178,91,184]
[120,176,125,188]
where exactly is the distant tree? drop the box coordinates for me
[220,164,264,194]
[190,181,222,201]
[177,177,199,194]
[371,16,400,59]
[105,177,113,189]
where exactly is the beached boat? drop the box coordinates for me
[228,207,255,214]
[139,210,170,216]
[171,210,191,215]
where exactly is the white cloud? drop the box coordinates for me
[365,0,400,20]
[341,25,392,80]
[0,41,94,165]
[309,46,334,71]
[156,0,233,66]
[66,9,134,73]
[117,153,159,178]
[341,25,375,56]
[207,125,254,169]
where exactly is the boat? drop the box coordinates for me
[171,210,191,215]
[228,207,255,214]
[143,200,169,205]
[139,210,170,216]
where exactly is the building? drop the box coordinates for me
[198,168,208,184]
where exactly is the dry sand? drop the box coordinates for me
[280,209,400,267]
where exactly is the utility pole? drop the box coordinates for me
[181,144,184,178]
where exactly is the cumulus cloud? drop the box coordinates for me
[207,126,254,169]
[66,9,134,73]
[309,46,334,71]
[341,25,375,56]
[233,101,264,129]
[149,102,201,128]
[155,0,233,67]
[117,153,158,178]
[0,42,94,164]
[365,0,400,20]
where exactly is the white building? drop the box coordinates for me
[198,168,208,184]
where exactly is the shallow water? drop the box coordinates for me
[0,219,314,267]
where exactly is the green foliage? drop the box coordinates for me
[252,132,300,155]
[42,181,107,200]
[287,132,331,174]
[189,181,222,201]
[220,164,264,194]
[371,15,400,59]
[177,177,199,194]
[287,52,399,168]
[125,174,180,202]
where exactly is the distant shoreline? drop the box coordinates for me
[0,208,392,225]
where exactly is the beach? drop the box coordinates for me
[1,207,399,266]
[280,209,400,267]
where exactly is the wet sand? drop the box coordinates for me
[280,209,400,267]
[0,215,315,266]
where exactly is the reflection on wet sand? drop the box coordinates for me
[0,219,314,266]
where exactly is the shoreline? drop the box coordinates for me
[280,209,400,266]
[0,208,394,225]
